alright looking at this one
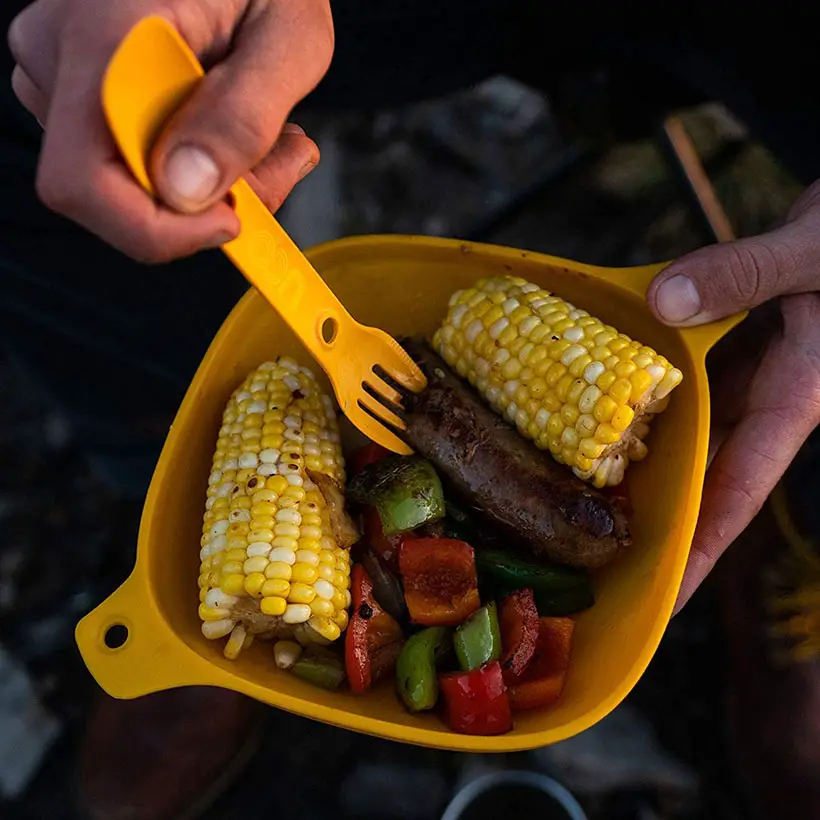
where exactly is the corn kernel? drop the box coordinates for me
[265,561,292,580]
[569,354,593,378]
[593,395,618,423]
[580,438,606,459]
[596,370,617,392]
[609,378,632,405]
[630,370,653,401]
[576,455,594,472]
[560,405,579,426]
[265,475,289,495]
[288,582,316,604]
[291,564,319,584]
[309,598,335,617]
[555,374,575,402]
[612,405,635,432]
[223,625,247,660]
[198,604,230,622]
[567,379,586,406]
[262,578,291,598]
[220,574,246,596]
[332,588,347,611]
[595,423,620,444]
[260,596,287,616]
[244,572,266,597]
[575,414,597,437]
[308,617,341,642]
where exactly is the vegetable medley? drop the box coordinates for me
[196,274,679,736]
[343,444,588,734]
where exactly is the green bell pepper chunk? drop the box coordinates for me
[349,456,445,535]
[454,602,501,671]
[396,626,449,711]
[476,549,594,615]
[292,647,346,690]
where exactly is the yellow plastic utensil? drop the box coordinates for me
[101,16,425,455]
[76,231,744,753]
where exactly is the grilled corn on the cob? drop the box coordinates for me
[198,358,355,659]
[433,276,683,487]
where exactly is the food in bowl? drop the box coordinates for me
[195,274,683,735]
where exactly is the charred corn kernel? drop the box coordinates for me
[434,276,683,486]
[198,358,354,659]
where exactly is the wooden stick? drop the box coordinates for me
[661,116,737,243]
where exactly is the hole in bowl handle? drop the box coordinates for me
[75,572,217,699]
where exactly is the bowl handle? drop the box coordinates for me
[75,572,218,698]
[592,260,747,360]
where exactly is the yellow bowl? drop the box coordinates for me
[75,234,741,753]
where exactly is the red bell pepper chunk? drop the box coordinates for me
[507,617,575,711]
[499,588,540,680]
[399,538,480,627]
[439,661,513,735]
[361,506,417,572]
[349,443,391,477]
[345,564,404,694]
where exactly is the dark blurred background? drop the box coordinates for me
[0,66,803,819]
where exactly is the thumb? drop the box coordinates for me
[149,4,333,213]
[647,191,820,326]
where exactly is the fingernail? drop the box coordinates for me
[297,160,316,181]
[164,145,220,205]
[282,122,306,136]
[203,231,236,250]
[656,274,702,323]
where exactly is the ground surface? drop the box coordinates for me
[0,77,804,819]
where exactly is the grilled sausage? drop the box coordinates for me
[400,339,631,569]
